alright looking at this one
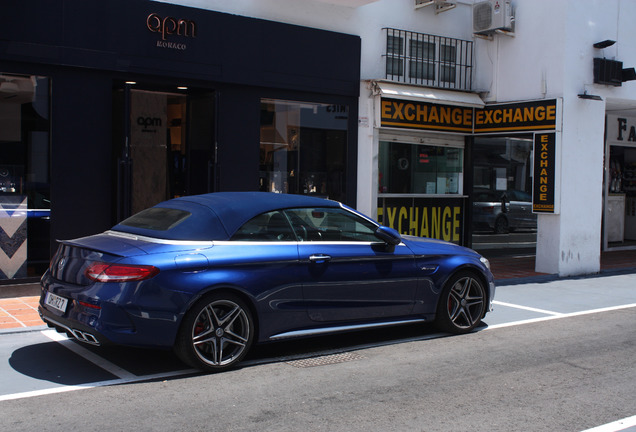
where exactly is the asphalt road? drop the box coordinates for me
[1,272,636,432]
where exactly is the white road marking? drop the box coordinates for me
[41,330,137,380]
[493,300,564,316]
[0,369,198,402]
[3,302,636,402]
[579,414,636,432]
[486,303,636,330]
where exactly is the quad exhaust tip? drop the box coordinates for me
[41,314,101,346]
[70,329,100,345]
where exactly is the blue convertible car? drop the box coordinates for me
[39,192,495,372]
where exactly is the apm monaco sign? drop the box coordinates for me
[146,13,197,50]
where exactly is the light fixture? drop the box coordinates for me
[622,68,636,82]
[177,86,188,90]
[414,0,435,8]
[593,40,616,49]
[578,92,602,101]
[125,81,137,85]
[435,2,456,13]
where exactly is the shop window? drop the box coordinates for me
[259,99,348,203]
[0,73,50,280]
[378,141,463,195]
[471,136,536,237]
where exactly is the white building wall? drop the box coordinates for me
[157,0,636,276]
[474,0,636,276]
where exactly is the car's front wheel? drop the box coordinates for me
[435,271,486,334]
[175,292,254,372]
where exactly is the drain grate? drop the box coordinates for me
[285,352,364,368]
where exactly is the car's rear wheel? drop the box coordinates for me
[435,271,486,334]
[175,292,254,372]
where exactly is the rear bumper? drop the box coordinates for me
[39,271,183,349]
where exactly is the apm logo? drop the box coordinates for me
[138,116,162,133]
[146,13,197,50]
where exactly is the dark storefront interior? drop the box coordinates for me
[0,0,360,282]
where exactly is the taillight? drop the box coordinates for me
[85,262,160,282]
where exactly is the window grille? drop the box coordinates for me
[383,28,473,90]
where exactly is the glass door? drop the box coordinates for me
[114,86,215,220]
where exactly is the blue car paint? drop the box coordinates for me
[39,192,495,352]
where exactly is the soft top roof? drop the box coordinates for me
[112,192,342,241]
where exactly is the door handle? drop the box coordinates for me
[309,254,332,264]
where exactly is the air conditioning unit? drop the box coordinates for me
[473,0,513,35]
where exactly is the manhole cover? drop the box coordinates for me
[285,352,364,368]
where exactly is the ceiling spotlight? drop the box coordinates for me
[593,40,616,49]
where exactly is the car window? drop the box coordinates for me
[284,207,378,242]
[230,211,296,241]
[119,207,191,231]
[510,190,531,202]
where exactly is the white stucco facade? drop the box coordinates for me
[156,0,636,277]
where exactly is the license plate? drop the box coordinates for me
[45,292,68,313]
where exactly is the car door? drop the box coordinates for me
[507,190,536,229]
[285,207,418,323]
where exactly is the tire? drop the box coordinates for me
[175,292,254,372]
[494,216,509,234]
[435,271,486,334]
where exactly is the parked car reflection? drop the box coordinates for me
[472,189,537,234]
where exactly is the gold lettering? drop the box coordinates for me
[463,109,472,126]
[523,107,534,122]
[452,108,462,125]
[546,105,556,120]
[442,207,452,241]
[387,207,397,228]
[416,104,427,123]
[420,208,429,237]
[502,109,513,123]
[440,107,451,124]
[535,106,545,121]
[404,104,415,121]
[428,106,439,123]
[453,206,461,242]
[431,207,441,239]
[392,102,405,120]
[409,207,419,236]
[381,100,392,120]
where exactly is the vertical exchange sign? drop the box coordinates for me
[533,132,556,213]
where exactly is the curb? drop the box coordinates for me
[0,325,48,336]
[0,282,40,299]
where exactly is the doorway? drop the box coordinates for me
[114,86,216,220]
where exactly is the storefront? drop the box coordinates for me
[0,0,360,282]
[604,115,636,250]
[370,82,483,246]
[366,79,559,251]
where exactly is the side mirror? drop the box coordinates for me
[374,226,402,246]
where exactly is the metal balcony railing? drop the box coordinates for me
[383,28,473,91]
